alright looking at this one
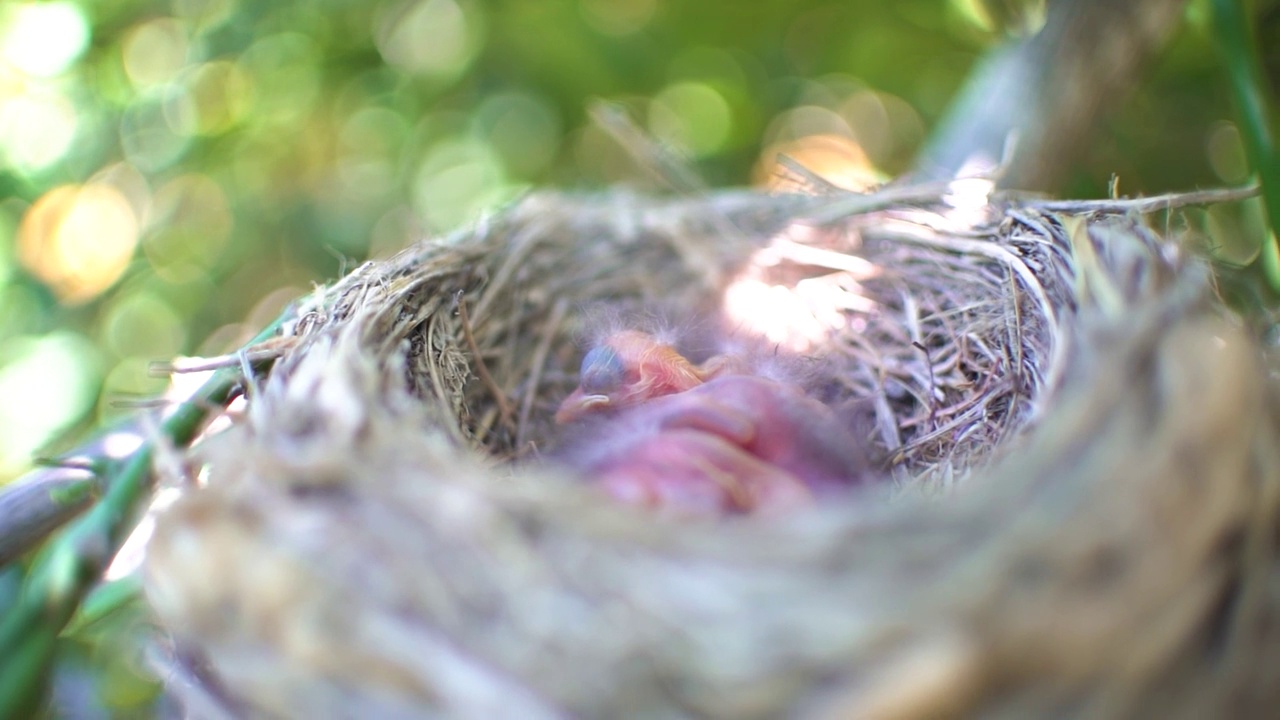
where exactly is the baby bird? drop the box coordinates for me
[591,429,813,517]
[555,330,740,423]
[556,332,866,515]
[604,375,867,496]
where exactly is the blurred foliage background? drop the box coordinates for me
[0,0,1265,484]
[0,0,1273,715]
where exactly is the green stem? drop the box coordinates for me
[0,318,286,717]
[64,575,143,637]
[1210,0,1280,291]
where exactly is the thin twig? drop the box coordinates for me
[1003,266,1024,389]
[518,298,569,449]
[1022,183,1258,213]
[803,181,959,225]
[774,154,848,196]
[912,341,938,431]
[456,293,514,433]
[424,315,468,447]
[589,100,707,195]
[869,218,1059,333]
[473,224,544,325]
[151,340,295,375]
[108,397,174,410]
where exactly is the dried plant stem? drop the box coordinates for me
[456,294,514,434]
[1024,183,1259,213]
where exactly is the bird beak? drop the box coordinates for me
[554,391,611,423]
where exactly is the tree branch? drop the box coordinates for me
[917,0,1190,191]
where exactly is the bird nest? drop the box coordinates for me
[143,184,1280,718]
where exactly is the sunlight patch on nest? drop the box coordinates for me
[105,485,183,581]
[942,160,997,228]
[722,221,879,352]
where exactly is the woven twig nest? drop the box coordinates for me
[143,185,1280,719]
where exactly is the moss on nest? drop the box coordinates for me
[143,184,1280,718]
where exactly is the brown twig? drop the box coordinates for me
[456,292,514,433]
[517,299,569,449]
[918,0,1191,191]
[1022,184,1260,213]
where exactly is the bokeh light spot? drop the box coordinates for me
[764,104,853,144]
[172,0,235,34]
[413,137,511,232]
[1198,202,1260,265]
[0,89,78,172]
[368,205,422,259]
[667,47,753,147]
[239,33,321,126]
[168,61,252,136]
[120,97,191,171]
[0,205,15,288]
[101,356,167,413]
[144,174,232,273]
[572,122,647,186]
[18,184,140,304]
[839,90,891,162]
[197,322,251,358]
[375,0,482,81]
[474,90,562,177]
[1207,121,1248,184]
[877,92,926,168]
[342,107,409,156]
[338,107,409,202]
[579,0,657,36]
[0,332,100,476]
[0,2,89,78]
[755,134,880,192]
[648,81,732,157]
[950,0,1046,36]
[89,162,154,229]
[102,290,186,360]
[0,286,40,347]
[122,18,189,90]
